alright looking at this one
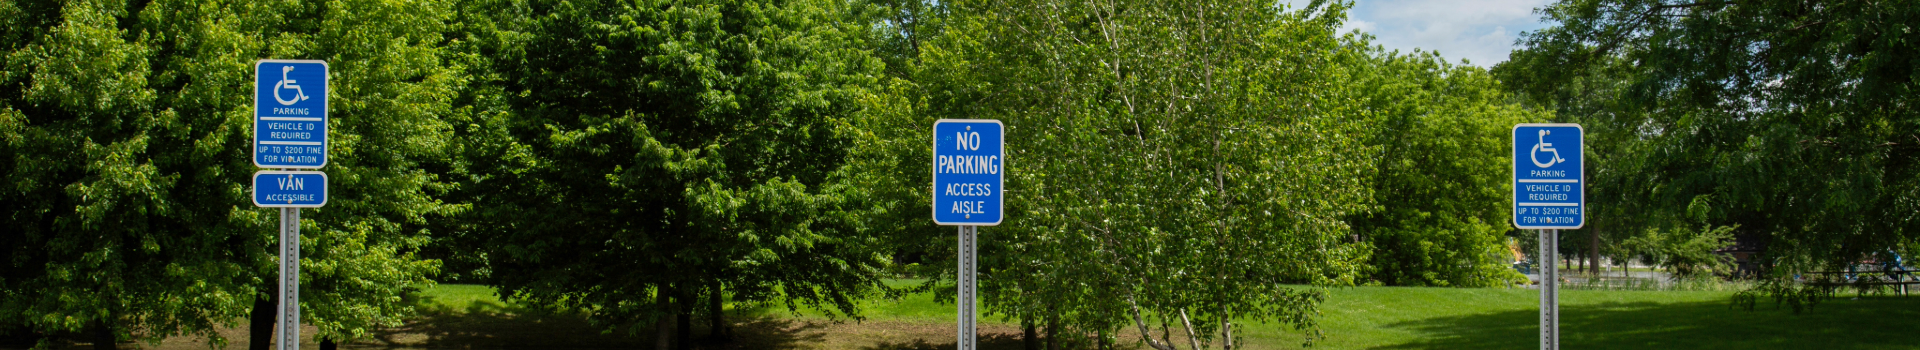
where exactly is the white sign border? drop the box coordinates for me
[253,59,330,169]
[931,119,1006,226]
[1512,123,1585,230]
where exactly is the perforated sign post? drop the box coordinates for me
[1513,123,1583,350]
[254,60,329,350]
[932,119,1003,350]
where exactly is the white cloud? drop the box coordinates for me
[1283,0,1555,66]
[1343,19,1377,35]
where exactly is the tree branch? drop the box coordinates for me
[1179,308,1202,350]
[1126,295,1177,350]
[1585,1,1737,63]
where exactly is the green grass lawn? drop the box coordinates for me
[408,282,1920,349]
[409,283,511,314]
[1276,287,1920,349]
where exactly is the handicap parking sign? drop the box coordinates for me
[1512,124,1584,229]
[254,60,328,168]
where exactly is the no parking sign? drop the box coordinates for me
[932,119,1004,226]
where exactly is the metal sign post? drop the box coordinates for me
[254,59,329,350]
[1539,229,1557,350]
[1513,124,1582,350]
[279,207,301,350]
[957,225,978,350]
[254,171,325,350]
[931,119,1004,350]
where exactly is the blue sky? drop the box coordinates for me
[1284,0,1558,67]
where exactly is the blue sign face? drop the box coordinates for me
[255,60,328,168]
[253,171,328,208]
[1513,124,1584,229]
[932,119,1005,226]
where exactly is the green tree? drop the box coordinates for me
[1503,0,1920,301]
[1353,49,1546,287]
[1621,195,1739,280]
[277,0,461,344]
[445,0,898,345]
[0,0,458,347]
[896,0,1376,348]
[1495,44,1662,278]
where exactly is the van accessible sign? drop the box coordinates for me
[932,119,1004,226]
[1512,124,1584,229]
[253,171,328,208]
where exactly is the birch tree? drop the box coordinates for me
[912,0,1375,347]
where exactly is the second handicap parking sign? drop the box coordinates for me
[1512,124,1584,229]
[255,60,328,168]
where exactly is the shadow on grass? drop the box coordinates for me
[859,333,1024,350]
[361,293,831,349]
[1376,295,1920,349]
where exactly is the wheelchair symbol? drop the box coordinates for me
[1530,130,1565,168]
[273,66,310,106]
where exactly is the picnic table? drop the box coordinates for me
[1800,262,1920,296]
